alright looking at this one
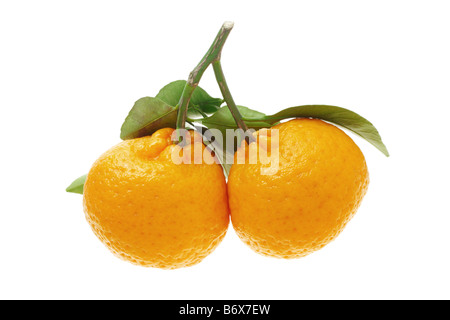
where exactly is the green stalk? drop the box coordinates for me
[212,60,253,138]
[175,21,235,142]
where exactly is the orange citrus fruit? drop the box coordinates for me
[228,119,369,259]
[83,128,229,269]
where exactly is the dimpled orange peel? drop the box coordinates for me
[227,119,369,259]
[83,128,229,269]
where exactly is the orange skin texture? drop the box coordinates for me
[228,119,369,259]
[83,128,229,269]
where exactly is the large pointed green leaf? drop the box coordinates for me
[66,174,87,195]
[264,105,389,156]
[120,97,177,140]
[156,80,223,116]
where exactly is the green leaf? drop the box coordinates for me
[156,80,223,116]
[193,126,232,177]
[119,81,222,141]
[66,174,87,194]
[200,105,271,131]
[201,127,233,178]
[120,97,177,140]
[264,105,389,156]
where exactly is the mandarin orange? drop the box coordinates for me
[228,119,369,259]
[83,128,229,269]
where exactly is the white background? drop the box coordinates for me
[1,1,449,300]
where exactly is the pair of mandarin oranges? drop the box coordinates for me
[83,118,369,269]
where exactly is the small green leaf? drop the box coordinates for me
[156,80,223,116]
[66,174,87,194]
[201,128,234,178]
[264,105,389,156]
[194,126,232,177]
[200,105,271,131]
[120,97,177,140]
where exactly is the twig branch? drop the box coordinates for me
[175,22,235,139]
